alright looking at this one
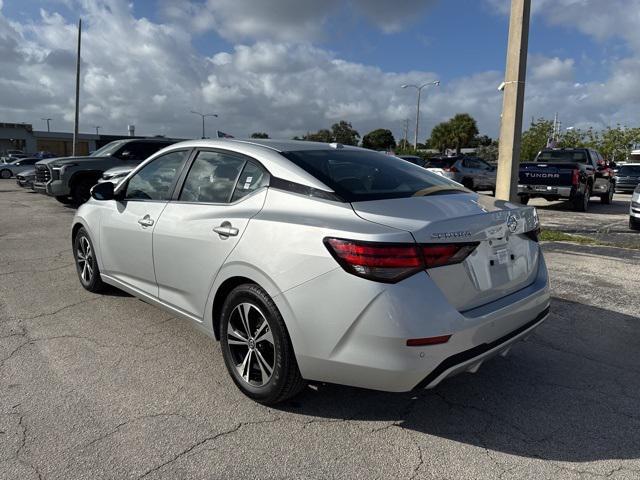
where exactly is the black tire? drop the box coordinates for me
[573,185,590,212]
[73,227,106,293]
[220,284,305,405]
[462,178,474,190]
[519,195,530,205]
[600,183,614,204]
[630,217,640,231]
[0,169,11,179]
[55,195,73,205]
[71,177,96,205]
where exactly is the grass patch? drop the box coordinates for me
[539,229,602,245]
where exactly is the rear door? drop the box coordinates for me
[100,149,190,296]
[152,150,269,319]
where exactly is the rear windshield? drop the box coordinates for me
[282,149,462,202]
[536,150,588,163]
[618,166,640,175]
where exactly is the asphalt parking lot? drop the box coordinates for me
[1,180,639,480]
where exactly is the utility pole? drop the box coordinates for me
[94,126,100,135]
[190,111,218,139]
[496,0,530,202]
[72,19,82,157]
[41,118,52,132]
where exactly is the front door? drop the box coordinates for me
[153,150,269,318]
[100,149,190,296]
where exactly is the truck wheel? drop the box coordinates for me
[573,186,590,212]
[71,177,96,206]
[0,169,11,179]
[600,184,614,204]
[55,196,73,205]
[519,195,530,205]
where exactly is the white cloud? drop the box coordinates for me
[530,55,575,82]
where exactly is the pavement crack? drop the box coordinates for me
[137,418,281,479]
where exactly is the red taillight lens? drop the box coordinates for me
[421,244,477,268]
[324,238,478,283]
[324,238,422,282]
[572,168,580,186]
[406,335,451,347]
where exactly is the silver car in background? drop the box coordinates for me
[428,156,497,192]
[630,184,640,231]
[97,165,135,185]
[72,139,550,404]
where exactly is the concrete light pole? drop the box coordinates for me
[190,111,218,139]
[72,19,82,157]
[401,81,440,150]
[41,118,52,132]
[496,0,531,202]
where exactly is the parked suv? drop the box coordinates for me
[518,148,615,212]
[614,163,640,193]
[429,156,497,192]
[34,138,180,205]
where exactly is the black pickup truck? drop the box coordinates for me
[518,148,615,212]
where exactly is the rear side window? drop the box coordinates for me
[231,161,269,202]
[282,149,461,202]
[179,151,245,203]
[536,150,587,163]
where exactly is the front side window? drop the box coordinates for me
[124,150,189,201]
[282,149,463,202]
[179,151,245,203]
[117,142,172,161]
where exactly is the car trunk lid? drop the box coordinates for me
[351,193,540,311]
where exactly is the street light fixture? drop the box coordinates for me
[190,110,218,139]
[401,81,440,149]
[41,118,52,132]
[94,125,101,135]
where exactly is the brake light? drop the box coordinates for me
[324,238,478,283]
[572,168,580,186]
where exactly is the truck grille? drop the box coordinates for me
[35,165,51,183]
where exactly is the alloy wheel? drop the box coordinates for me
[76,236,94,284]
[0,169,11,179]
[226,302,275,387]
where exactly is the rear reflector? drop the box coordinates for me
[407,335,451,347]
[324,238,478,283]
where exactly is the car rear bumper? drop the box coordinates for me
[518,184,573,197]
[277,250,550,392]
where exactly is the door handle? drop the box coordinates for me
[138,215,154,227]
[213,221,239,238]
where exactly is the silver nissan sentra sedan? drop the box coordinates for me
[72,139,550,404]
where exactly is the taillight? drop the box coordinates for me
[444,166,459,173]
[324,238,478,283]
[571,168,580,186]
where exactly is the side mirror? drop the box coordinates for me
[91,181,115,201]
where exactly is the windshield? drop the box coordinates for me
[536,150,588,163]
[282,149,465,202]
[618,165,640,176]
[91,140,127,157]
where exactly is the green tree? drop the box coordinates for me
[520,118,554,162]
[396,138,413,153]
[250,132,269,139]
[304,129,333,143]
[331,121,360,146]
[449,113,479,154]
[429,121,454,153]
[362,129,396,151]
[476,144,499,163]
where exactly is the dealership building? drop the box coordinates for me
[0,122,145,157]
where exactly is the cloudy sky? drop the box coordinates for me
[1,0,639,142]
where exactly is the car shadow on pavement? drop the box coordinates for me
[276,297,640,462]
